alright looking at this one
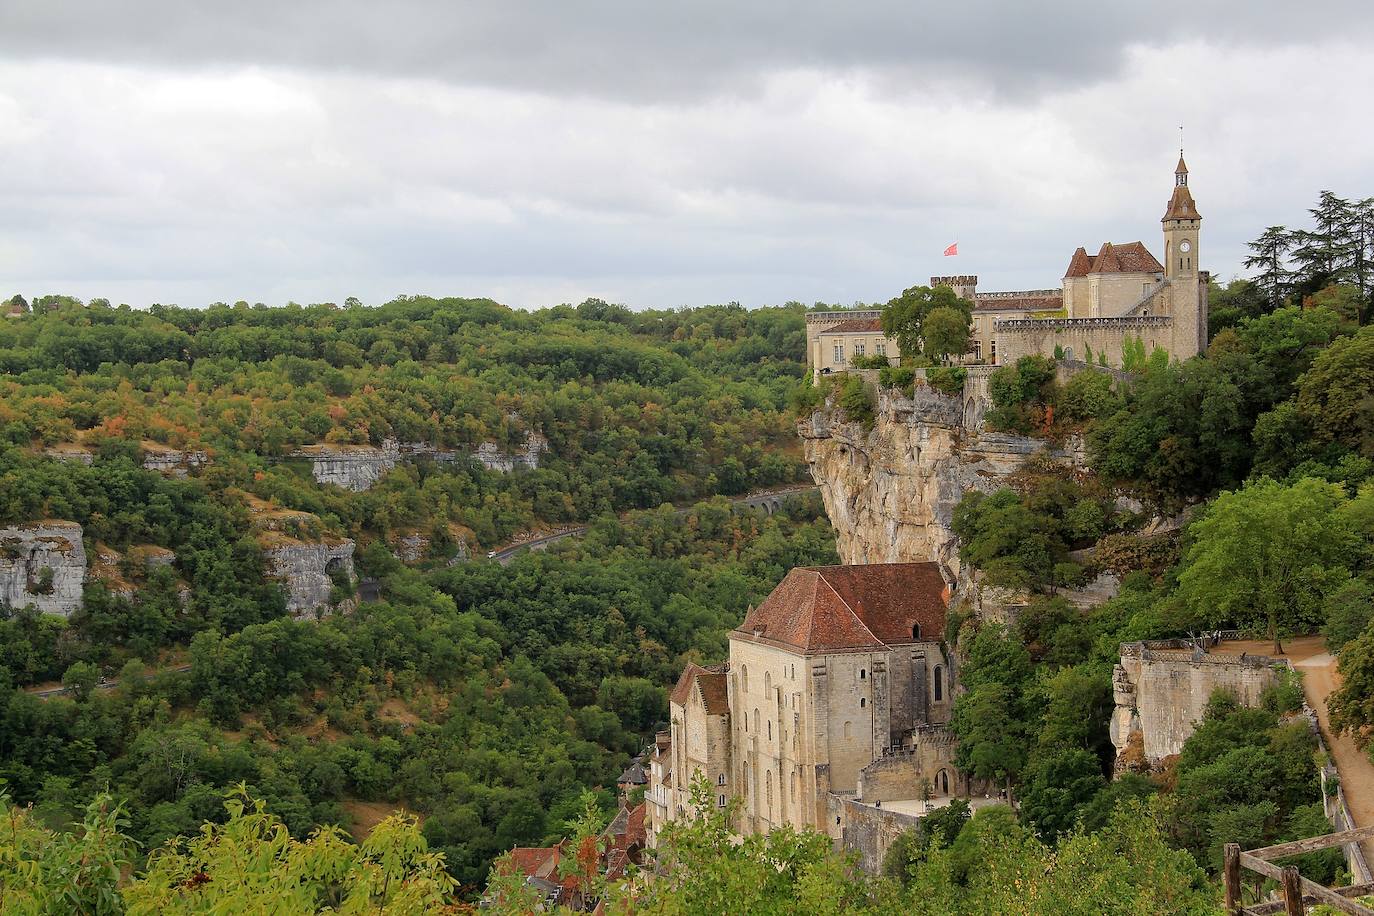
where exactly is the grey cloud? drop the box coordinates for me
[5,0,1373,101]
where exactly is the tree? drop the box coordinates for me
[1019,747,1105,842]
[1290,192,1356,297]
[62,660,100,701]
[881,285,973,362]
[1176,477,1358,654]
[1294,327,1374,457]
[1243,226,1295,312]
[922,307,971,363]
[1330,622,1374,741]
[1323,577,1374,653]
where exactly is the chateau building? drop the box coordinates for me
[805,155,1208,376]
[648,563,965,857]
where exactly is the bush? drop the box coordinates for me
[879,365,916,393]
[838,375,876,428]
[927,366,967,397]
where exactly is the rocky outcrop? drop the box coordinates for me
[43,443,94,465]
[800,386,1086,571]
[0,522,86,616]
[263,540,355,617]
[296,431,548,491]
[294,442,401,492]
[141,443,209,477]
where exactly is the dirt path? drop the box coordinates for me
[1224,636,1374,867]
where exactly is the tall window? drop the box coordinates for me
[972,340,981,360]
[990,340,997,364]
[833,344,845,364]
[764,671,771,692]
[718,773,726,786]
[859,669,866,680]
[912,623,922,640]
[854,341,866,357]
[754,708,760,734]
[860,697,867,709]
[718,794,726,808]
[767,719,772,740]
[933,665,944,702]
[741,666,748,693]
[843,721,852,739]
[875,341,886,357]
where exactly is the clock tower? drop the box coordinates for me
[1162,154,1200,279]
[1162,153,1205,356]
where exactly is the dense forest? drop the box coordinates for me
[0,295,845,902]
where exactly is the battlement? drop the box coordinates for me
[996,315,1173,332]
[806,310,883,325]
[929,275,978,288]
[975,289,1060,301]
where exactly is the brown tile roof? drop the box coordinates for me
[819,318,883,334]
[669,663,729,715]
[1064,246,1093,279]
[1163,185,1201,221]
[506,846,559,880]
[1066,241,1164,276]
[973,294,1063,313]
[733,563,949,653]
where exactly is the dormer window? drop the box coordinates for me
[912,623,922,640]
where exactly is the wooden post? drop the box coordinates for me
[1281,865,1305,916]
[1223,843,1241,913]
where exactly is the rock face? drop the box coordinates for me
[294,442,401,492]
[141,444,210,477]
[263,541,355,617]
[296,431,548,491]
[0,522,87,616]
[800,385,1086,571]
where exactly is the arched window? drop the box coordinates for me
[740,666,748,693]
[843,721,852,739]
[718,794,726,808]
[764,671,771,692]
[767,719,772,740]
[717,773,726,786]
[937,769,949,795]
[912,623,922,640]
[933,665,944,702]
[859,668,866,680]
[860,697,867,709]
[753,708,760,734]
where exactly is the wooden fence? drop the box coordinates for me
[1225,827,1374,915]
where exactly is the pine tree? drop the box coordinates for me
[1290,191,1356,290]
[1243,226,1294,311]
[1350,197,1374,324]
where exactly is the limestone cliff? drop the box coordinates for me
[0,522,87,616]
[295,430,548,491]
[244,495,356,617]
[800,385,1085,571]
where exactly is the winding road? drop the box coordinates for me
[486,485,820,565]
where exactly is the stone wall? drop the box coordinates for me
[855,730,958,803]
[1110,640,1284,766]
[837,796,924,875]
[0,522,86,616]
[996,315,1174,367]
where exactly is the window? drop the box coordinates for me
[990,340,997,364]
[972,340,981,360]
[876,341,886,357]
[767,719,772,740]
[912,623,922,640]
[764,671,771,692]
[854,341,866,357]
[833,344,845,364]
[718,794,726,808]
[843,721,852,738]
[718,773,726,786]
[933,665,944,702]
[859,668,866,680]
[754,708,760,734]
[860,697,867,709]
[741,666,748,693]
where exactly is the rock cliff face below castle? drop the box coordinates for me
[800,389,1085,570]
[0,522,87,616]
[263,541,355,617]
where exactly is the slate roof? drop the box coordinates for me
[1163,184,1201,221]
[819,318,883,334]
[733,563,949,653]
[972,294,1063,313]
[617,760,648,785]
[669,663,729,715]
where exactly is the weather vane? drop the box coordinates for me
[1179,124,1184,156]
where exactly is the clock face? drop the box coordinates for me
[1179,240,1192,253]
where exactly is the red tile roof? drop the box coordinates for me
[669,663,729,715]
[819,318,883,334]
[1064,246,1093,278]
[734,563,949,653]
[1163,185,1201,221]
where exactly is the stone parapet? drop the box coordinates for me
[995,315,1173,332]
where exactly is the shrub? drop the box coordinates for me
[838,375,875,429]
[927,366,967,397]
[879,365,916,393]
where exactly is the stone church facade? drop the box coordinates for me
[646,563,965,855]
[805,155,1208,375]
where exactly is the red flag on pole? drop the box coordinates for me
[943,242,958,257]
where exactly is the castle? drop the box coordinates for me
[807,155,1208,376]
[645,563,985,870]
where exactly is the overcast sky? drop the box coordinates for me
[2,2,1372,311]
